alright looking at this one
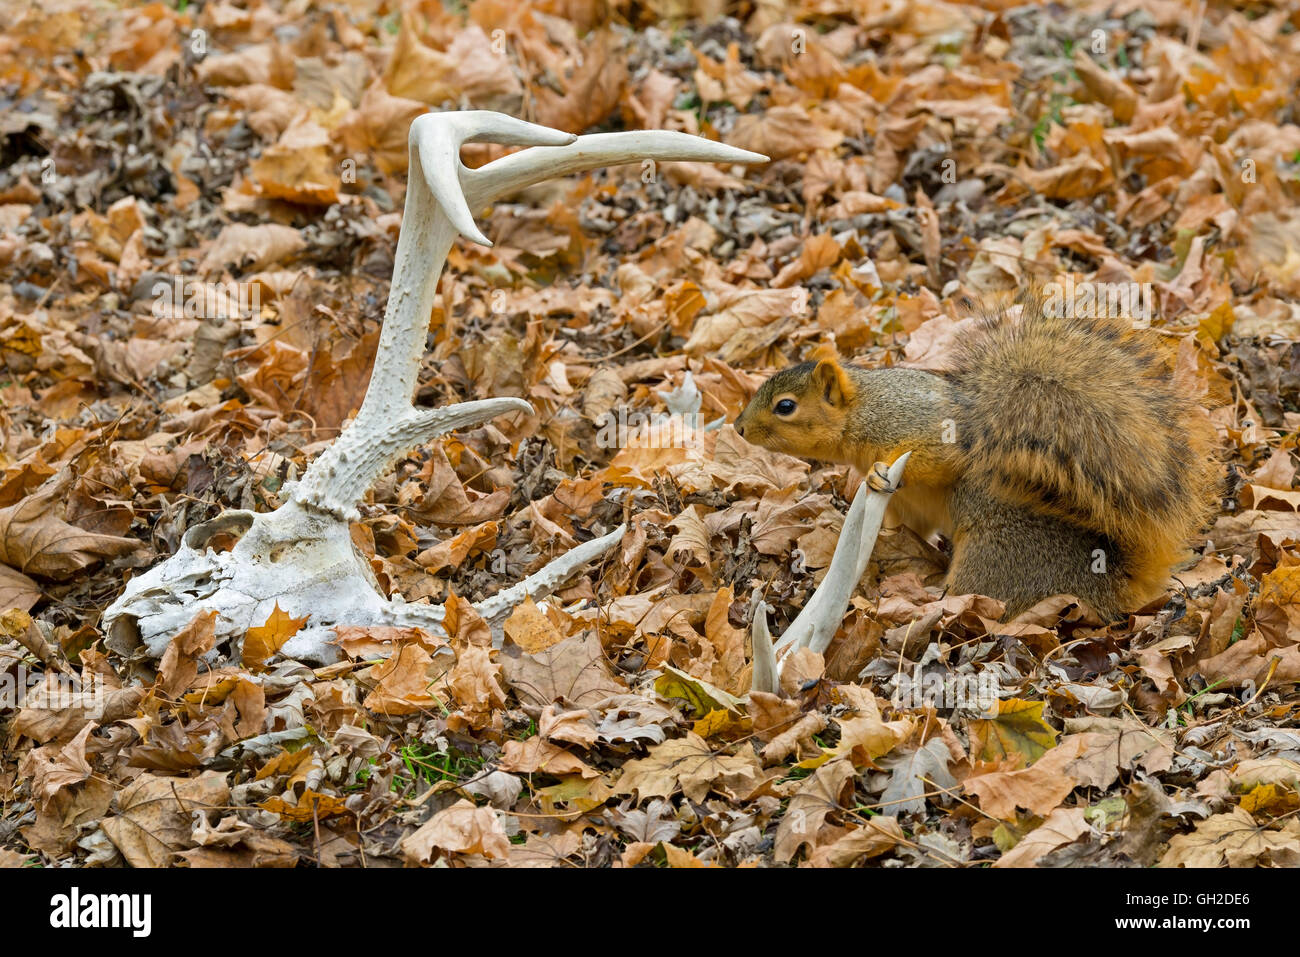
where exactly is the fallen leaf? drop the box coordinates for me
[401,798,511,864]
[614,732,761,803]
[242,603,309,671]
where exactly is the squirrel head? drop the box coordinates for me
[735,359,857,460]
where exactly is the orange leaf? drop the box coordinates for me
[243,603,309,671]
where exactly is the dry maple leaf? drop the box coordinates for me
[383,17,520,109]
[500,630,626,716]
[505,830,582,867]
[964,734,1091,820]
[0,563,40,611]
[157,610,218,698]
[968,699,1059,765]
[614,732,761,804]
[531,28,628,132]
[806,817,907,868]
[828,711,913,766]
[19,721,96,811]
[242,603,309,671]
[363,643,446,716]
[992,808,1092,868]
[259,789,350,823]
[877,736,959,817]
[725,105,843,161]
[199,223,305,275]
[250,118,338,206]
[610,797,680,844]
[503,597,565,653]
[499,736,598,778]
[538,703,599,748]
[441,641,507,728]
[1062,717,1175,789]
[100,770,231,868]
[1157,806,1300,868]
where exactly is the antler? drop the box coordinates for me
[102,111,767,665]
[291,113,766,518]
[750,454,910,696]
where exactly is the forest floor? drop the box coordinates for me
[1,0,1299,867]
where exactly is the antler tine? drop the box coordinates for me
[413,111,578,247]
[750,599,779,698]
[464,131,767,215]
[773,479,873,655]
[749,453,910,695]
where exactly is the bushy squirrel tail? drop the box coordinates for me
[948,295,1219,601]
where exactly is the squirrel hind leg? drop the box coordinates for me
[945,490,1129,621]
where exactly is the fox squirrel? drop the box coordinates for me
[733,299,1219,619]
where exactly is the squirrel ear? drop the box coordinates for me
[811,359,854,407]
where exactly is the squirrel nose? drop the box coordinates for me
[735,421,745,438]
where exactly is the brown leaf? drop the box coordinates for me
[101,771,231,868]
[806,817,907,867]
[1157,807,1300,868]
[363,643,444,716]
[614,732,761,803]
[401,798,511,864]
[538,703,599,748]
[0,477,138,580]
[242,603,308,671]
[383,17,520,110]
[503,597,565,653]
[992,808,1091,868]
[417,520,499,575]
[0,563,40,611]
[774,757,855,863]
[498,736,597,778]
[443,591,493,648]
[964,735,1090,820]
[760,711,827,765]
[250,118,338,205]
[199,223,305,276]
[500,630,626,716]
[532,29,628,132]
[157,610,218,698]
[725,106,842,160]
[300,328,380,434]
[442,641,506,728]
[336,82,427,174]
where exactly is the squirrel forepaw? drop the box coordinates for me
[866,460,900,493]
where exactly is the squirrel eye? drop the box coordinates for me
[773,398,797,416]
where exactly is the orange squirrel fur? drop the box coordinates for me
[733,299,1219,619]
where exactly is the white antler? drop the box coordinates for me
[750,454,910,695]
[103,111,767,665]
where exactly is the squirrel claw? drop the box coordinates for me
[867,460,898,493]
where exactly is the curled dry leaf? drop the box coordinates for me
[401,798,511,865]
[0,477,138,580]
